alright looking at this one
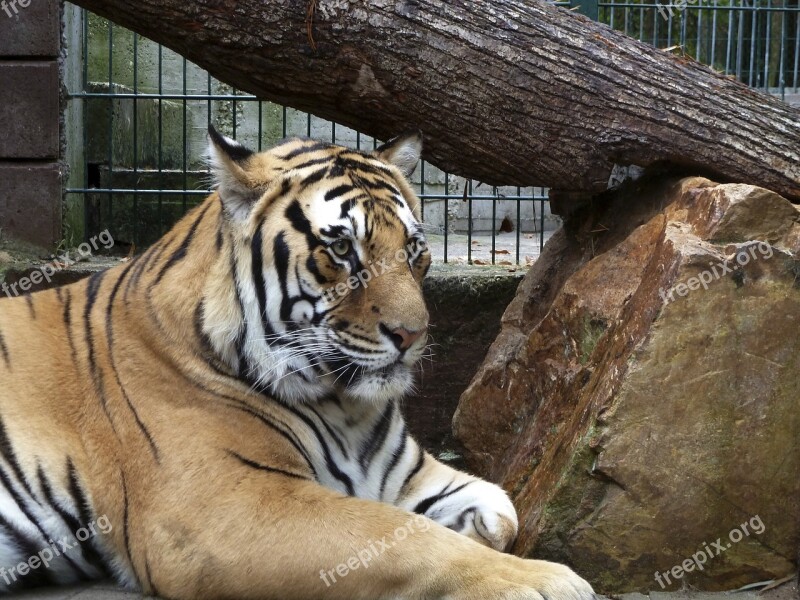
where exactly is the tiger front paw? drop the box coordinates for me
[434,479,519,551]
[458,556,595,600]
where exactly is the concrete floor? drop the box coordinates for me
[10,579,797,599]
[425,230,556,266]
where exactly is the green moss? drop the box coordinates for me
[579,316,607,365]
[782,257,800,287]
[531,426,608,564]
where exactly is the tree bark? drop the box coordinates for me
[69,0,800,202]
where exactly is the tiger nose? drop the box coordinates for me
[391,327,425,351]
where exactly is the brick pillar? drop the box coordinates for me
[0,0,63,248]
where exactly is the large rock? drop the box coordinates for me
[453,176,800,592]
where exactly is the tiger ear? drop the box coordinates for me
[374,131,422,178]
[207,125,259,221]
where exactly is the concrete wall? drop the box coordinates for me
[0,0,63,249]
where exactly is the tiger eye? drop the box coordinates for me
[331,239,352,257]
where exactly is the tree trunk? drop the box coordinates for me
[69,0,800,203]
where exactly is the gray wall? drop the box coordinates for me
[0,0,63,248]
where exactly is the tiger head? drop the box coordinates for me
[206,127,431,404]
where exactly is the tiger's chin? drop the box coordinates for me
[341,364,415,404]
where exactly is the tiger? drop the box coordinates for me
[0,127,595,600]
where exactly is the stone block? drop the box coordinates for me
[0,162,62,247]
[0,61,60,158]
[0,0,59,57]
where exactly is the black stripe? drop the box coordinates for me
[24,295,36,319]
[0,415,37,500]
[83,271,116,428]
[324,184,355,202]
[215,221,224,251]
[398,447,425,498]
[36,466,82,536]
[0,330,10,369]
[208,126,254,162]
[152,203,211,287]
[123,242,157,303]
[336,157,391,177]
[138,234,168,277]
[304,405,348,459]
[193,301,235,377]
[278,141,331,161]
[226,450,310,480]
[66,460,95,532]
[106,263,160,462]
[0,466,40,529]
[380,426,408,500]
[449,506,478,533]
[273,233,294,322]
[305,254,327,285]
[0,514,55,589]
[279,403,354,495]
[121,472,134,577]
[0,464,87,580]
[359,402,395,472]
[0,512,39,559]
[65,458,113,576]
[296,166,330,189]
[84,270,107,370]
[339,198,357,219]
[36,466,98,579]
[333,337,383,356]
[144,238,170,274]
[144,555,160,598]
[292,156,335,171]
[250,224,277,340]
[62,289,78,367]
[226,403,317,478]
[363,202,375,240]
[354,176,401,196]
[413,481,473,516]
[285,200,320,250]
[230,254,249,377]
[318,224,349,239]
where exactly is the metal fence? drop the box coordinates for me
[596,0,800,97]
[62,0,800,264]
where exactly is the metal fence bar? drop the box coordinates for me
[515,190,522,266]
[106,20,113,226]
[132,32,139,245]
[181,58,188,213]
[443,172,449,264]
[795,9,800,87]
[81,10,89,238]
[419,160,426,224]
[467,181,473,265]
[158,45,165,235]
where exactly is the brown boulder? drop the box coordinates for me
[453,176,800,592]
